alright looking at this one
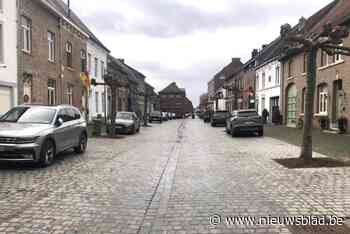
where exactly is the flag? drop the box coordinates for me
[80,72,90,90]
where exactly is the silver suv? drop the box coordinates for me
[0,105,88,166]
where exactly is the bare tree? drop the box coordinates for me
[281,21,350,161]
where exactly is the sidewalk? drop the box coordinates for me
[265,125,350,160]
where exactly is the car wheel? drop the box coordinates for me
[40,139,55,167]
[75,132,88,154]
[231,126,237,137]
[258,128,264,137]
[226,125,230,134]
[211,122,215,127]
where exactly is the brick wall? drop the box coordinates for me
[282,35,350,132]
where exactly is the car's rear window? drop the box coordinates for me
[213,112,230,117]
[238,111,258,117]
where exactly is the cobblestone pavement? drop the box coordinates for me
[0,119,349,233]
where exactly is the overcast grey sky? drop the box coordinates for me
[71,0,332,106]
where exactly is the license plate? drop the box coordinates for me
[0,147,5,152]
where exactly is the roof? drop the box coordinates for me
[107,55,138,84]
[255,37,285,68]
[46,0,110,53]
[159,82,186,94]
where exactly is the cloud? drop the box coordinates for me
[71,0,333,106]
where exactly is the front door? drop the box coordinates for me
[287,84,297,126]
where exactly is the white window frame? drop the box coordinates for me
[101,61,105,79]
[0,23,3,64]
[67,86,73,105]
[65,42,72,68]
[102,92,106,113]
[48,31,55,62]
[94,58,98,77]
[87,53,91,73]
[262,73,266,89]
[318,87,328,115]
[48,80,56,106]
[95,92,99,113]
[22,16,32,53]
[275,66,280,85]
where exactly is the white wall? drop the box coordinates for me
[256,60,281,117]
[214,88,226,111]
[87,39,109,120]
[0,0,17,113]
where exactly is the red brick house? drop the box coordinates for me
[159,82,193,118]
[281,0,350,132]
[18,0,88,110]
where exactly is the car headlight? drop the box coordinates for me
[16,136,40,144]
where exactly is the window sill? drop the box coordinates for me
[287,76,294,80]
[48,60,55,64]
[0,64,7,68]
[314,113,328,117]
[318,60,345,71]
[67,67,74,72]
[22,49,31,55]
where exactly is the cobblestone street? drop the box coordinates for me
[0,119,349,234]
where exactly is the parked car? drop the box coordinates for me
[203,111,211,123]
[211,111,230,127]
[162,112,169,121]
[0,105,87,166]
[149,111,162,123]
[226,109,263,137]
[114,112,140,134]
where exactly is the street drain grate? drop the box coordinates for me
[273,157,350,169]
[287,224,350,234]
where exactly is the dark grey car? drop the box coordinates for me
[226,109,264,137]
[0,105,88,166]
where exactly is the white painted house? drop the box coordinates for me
[87,38,110,121]
[0,0,17,114]
[255,39,284,122]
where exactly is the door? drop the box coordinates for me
[0,86,12,115]
[54,108,76,151]
[332,80,345,128]
[287,84,297,126]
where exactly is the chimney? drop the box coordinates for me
[118,58,125,63]
[262,44,268,50]
[231,58,241,63]
[67,0,71,18]
[251,49,259,58]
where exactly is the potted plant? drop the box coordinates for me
[338,117,348,134]
[319,116,329,130]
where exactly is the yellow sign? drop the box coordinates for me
[80,72,90,90]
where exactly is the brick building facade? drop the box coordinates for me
[17,0,88,110]
[281,0,350,132]
[160,82,193,118]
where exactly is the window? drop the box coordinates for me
[335,44,343,62]
[102,92,106,113]
[303,53,307,73]
[81,50,86,72]
[65,42,72,68]
[101,61,105,78]
[318,85,328,115]
[256,75,259,89]
[275,66,280,85]
[320,51,327,67]
[88,53,91,72]
[48,80,56,106]
[94,58,98,77]
[262,73,265,89]
[21,16,32,53]
[0,23,3,64]
[268,75,271,83]
[48,31,55,62]
[95,92,99,113]
[67,85,73,105]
